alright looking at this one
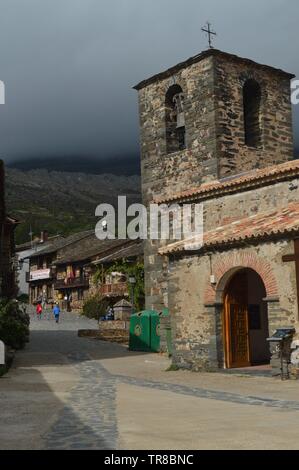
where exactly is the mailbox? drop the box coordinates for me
[267,328,295,380]
[267,328,295,343]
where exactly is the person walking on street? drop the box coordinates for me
[36,302,42,320]
[53,303,61,324]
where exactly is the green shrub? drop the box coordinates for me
[82,295,109,320]
[0,300,30,350]
[166,364,180,372]
[17,294,29,304]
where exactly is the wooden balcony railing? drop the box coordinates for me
[100,282,128,297]
[54,277,90,290]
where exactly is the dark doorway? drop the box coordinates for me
[223,269,270,369]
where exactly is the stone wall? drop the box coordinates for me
[214,55,293,179]
[201,177,299,232]
[138,56,216,205]
[137,53,293,203]
[136,50,294,313]
[168,241,297,370]
[0,161,17,298]
[1,224,15,298]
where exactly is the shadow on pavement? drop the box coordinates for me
[0,362,118,450]
[25,329,152,367]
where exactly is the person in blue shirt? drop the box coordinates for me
[53,303,61,324]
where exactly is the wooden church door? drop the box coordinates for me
[224,271,250,368]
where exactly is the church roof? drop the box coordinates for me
[159,201,299,256]
[154,159,299,205]
[134,49,295,91]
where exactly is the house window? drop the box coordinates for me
[165,84,186,154]
[243,79,262,148]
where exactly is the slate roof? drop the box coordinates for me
[28,230,94,259]
[54,239,135,266]
[159,202,299,256]
[16,235,63,253]
[134,48,295,91]
[92,240,143,265]
[154,159,299,205]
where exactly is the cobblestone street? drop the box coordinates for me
[1,311,299,450]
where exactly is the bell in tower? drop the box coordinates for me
[164,85,186,153]
[173,92,185,129]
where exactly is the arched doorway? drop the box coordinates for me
[223,268,270,369]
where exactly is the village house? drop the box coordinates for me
[27,231,95,305]
[134,48,299,372]
[27,230,143,312]
[16,231,63,296]
[53,238,141,311]
[90,240,144,311]
[0,160,19,299]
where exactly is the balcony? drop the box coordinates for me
[54,276,90,290]
[26,268,53,282]
[100,282,129,298]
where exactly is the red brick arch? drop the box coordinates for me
[205,251,278,304]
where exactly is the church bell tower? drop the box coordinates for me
[134,48,295,310]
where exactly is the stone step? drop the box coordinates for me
[99,336,128,344]
[78,328,128,344]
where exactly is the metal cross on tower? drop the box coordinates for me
[201,22,217,49]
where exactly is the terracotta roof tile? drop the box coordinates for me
[159,202,299,255]
[154,160,299,204]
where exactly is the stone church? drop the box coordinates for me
[134,48,299,371]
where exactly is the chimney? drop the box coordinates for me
[40,230,49,243]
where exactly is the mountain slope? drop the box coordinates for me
[8,155,140,176]
[6,168,141,244]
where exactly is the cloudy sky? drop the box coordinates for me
[0,0,298,165]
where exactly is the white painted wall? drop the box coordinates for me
[17,244,50,295]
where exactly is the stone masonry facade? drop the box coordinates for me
[135,48,298,368]
[162,170,299,369]
[135,48,294,313]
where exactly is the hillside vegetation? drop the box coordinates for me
[6,168,141,244]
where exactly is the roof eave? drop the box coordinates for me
[155,160,299,205]
[161,229,299,257]
[133,49,295,91]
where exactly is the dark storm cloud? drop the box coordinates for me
[0,0,298,163]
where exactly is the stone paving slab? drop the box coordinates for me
[115,375,299,411]
[2,312,299,450]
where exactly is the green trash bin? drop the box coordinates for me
[129,309,170,353]
[129,310,156,352]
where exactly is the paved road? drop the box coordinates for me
[1,311,299,450]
